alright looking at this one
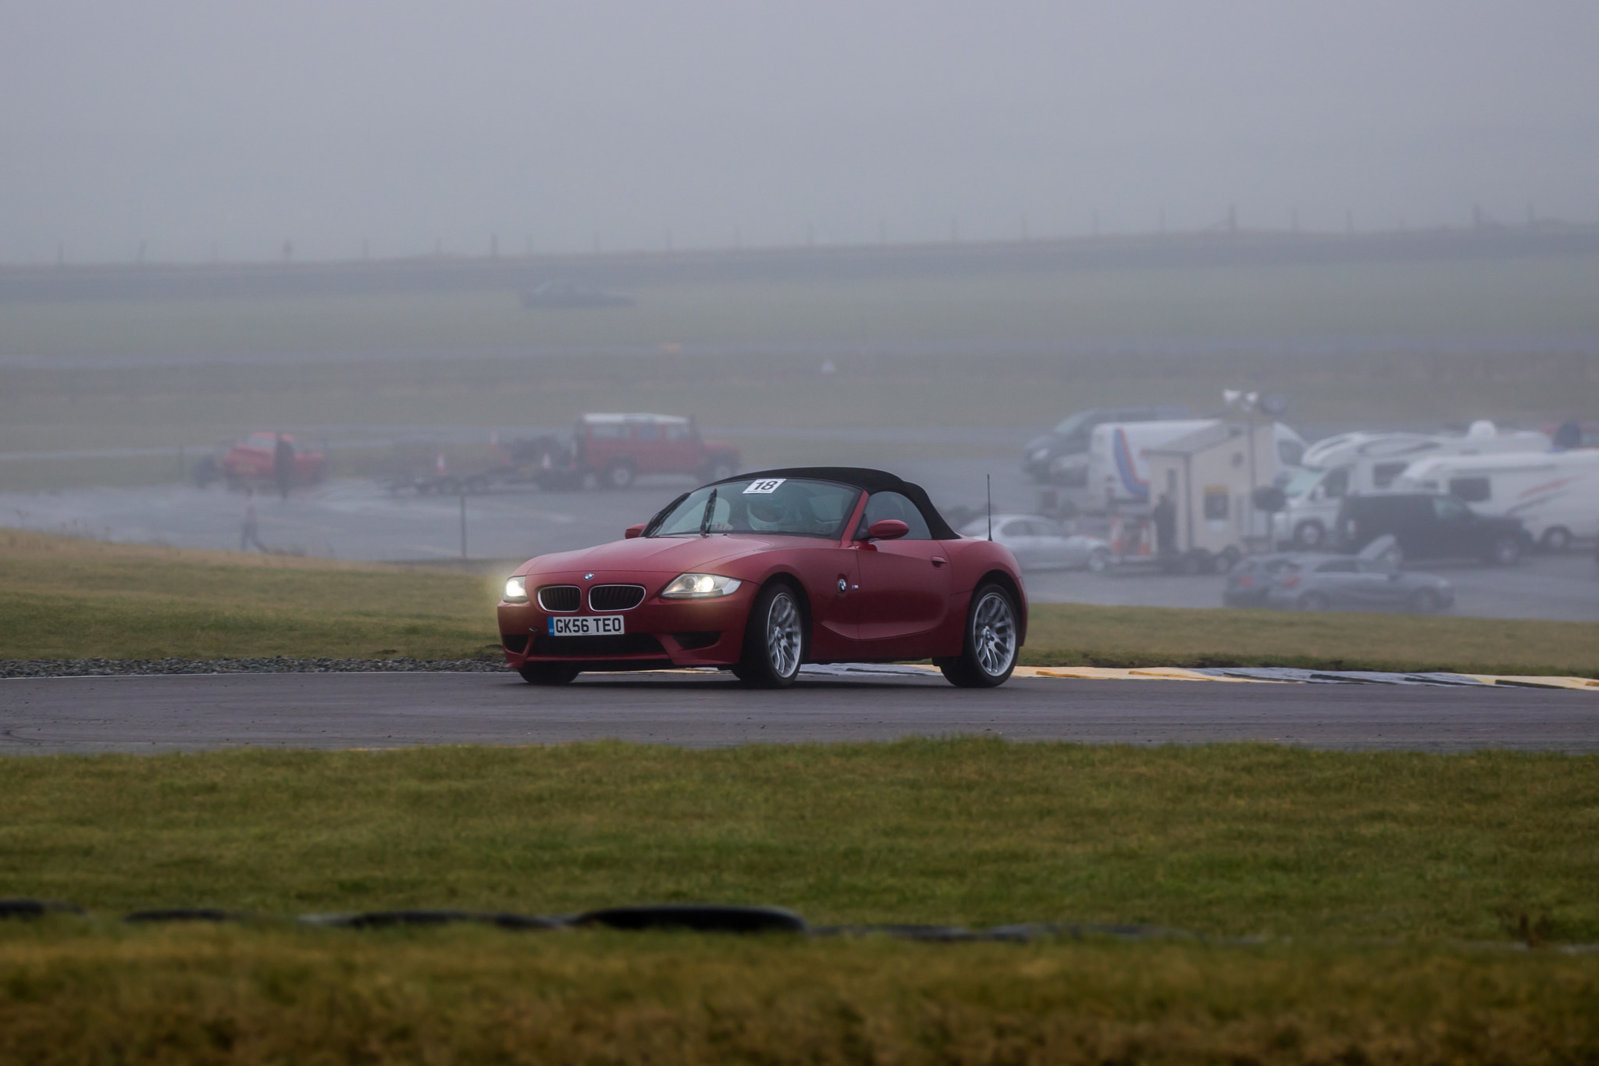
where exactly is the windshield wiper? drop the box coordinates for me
[699,488,718,536]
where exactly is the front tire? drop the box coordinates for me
[737,583,805,688]
[519,664,580,686]
[940,583,1019,688]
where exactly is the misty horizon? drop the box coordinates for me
[5,1,1598,265]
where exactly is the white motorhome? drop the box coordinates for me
[1396,449,1599,550]
[1272,425,1551,549]
[1086,419,1304,512]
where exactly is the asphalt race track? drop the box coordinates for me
[3,671,1595,755]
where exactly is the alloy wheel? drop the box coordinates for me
[971,590,1017,677]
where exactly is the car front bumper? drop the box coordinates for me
[497,585,754,672]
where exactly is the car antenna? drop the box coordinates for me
[986,474,993,541]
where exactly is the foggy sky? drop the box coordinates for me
[4,0,1597,264]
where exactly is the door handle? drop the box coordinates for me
[931,557,948,568]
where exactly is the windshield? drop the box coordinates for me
[1282,467,1324,498]
[1050,411,1095,437]
[647,477,862,539]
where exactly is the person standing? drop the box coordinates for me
[1152,492,1177,557]
[273,433,295,500]
[240,489,268,552]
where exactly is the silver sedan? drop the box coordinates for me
[960,514,1111,572]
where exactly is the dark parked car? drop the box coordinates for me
[1022,405,1192,482]
[1334,492,1528,565]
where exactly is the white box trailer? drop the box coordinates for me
[1396,449,1599,550]
[1107,421,1286,573]
[1087,419,1304,512]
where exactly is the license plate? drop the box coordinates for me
[547,615,625,637]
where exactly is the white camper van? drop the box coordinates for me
[1272,425,1550,549]
[1396,449,1599,550]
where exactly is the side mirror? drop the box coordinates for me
[863,518,910,541]
[624,524,645,540]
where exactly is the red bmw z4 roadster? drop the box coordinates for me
[497,467,1027,688]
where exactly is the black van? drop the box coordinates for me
[1334,492,1528,565]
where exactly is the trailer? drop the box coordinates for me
[1127,420,1286,573]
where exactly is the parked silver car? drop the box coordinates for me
[1256,537,1453,613]
[960,514,1111,572]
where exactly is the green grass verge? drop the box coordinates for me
[5,742,1596,940]
[2,742,1597,1062]
[3,530,1595,677]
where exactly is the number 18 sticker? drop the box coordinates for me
[743,478,785,494]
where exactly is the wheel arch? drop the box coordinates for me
[750,571,812,656]
[973,568,1027,648]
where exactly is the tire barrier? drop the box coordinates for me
[8,899,1599,950]
[1,898,1184,942]
[124,908,252,924]
[0,898,85,919]
[302,909,564,931]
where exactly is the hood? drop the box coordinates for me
[520,533,825,577]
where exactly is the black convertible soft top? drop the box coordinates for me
[715,466,959,540]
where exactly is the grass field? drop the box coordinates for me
[2,742,1597,1063]
[3,529,1597,676]
[4,251,1598,491]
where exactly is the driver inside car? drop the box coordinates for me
[744,488,831,535]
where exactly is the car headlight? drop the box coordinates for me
[660,573,742,599]
[503,575,528,603]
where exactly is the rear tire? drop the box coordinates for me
[603,461,636,489]
[518,664,580,686]
[940,583,1019,688]
[1086,549,1110,573]
[737,583,805,688]
[1541,527,1572,553]
[1488,536,1522,566]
